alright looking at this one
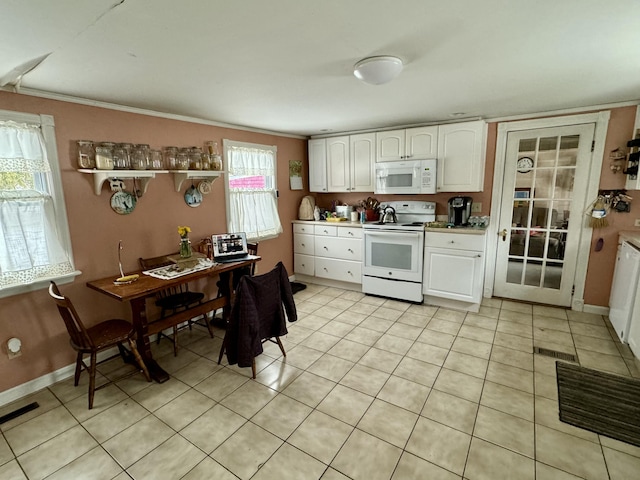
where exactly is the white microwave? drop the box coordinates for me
[375,159,437,194]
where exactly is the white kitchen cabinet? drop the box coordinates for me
[376,126,438,162]
[423,231,486,307]
[309,135,375,193]
[349,133,375,192]
[437,120,486,192]
[308,138,328,192]
[293,222,363,286]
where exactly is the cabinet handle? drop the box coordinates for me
[348,248,353,253]
[323,267,328,271]
[348,232,353,236]
[301,243,305,247]
[323,230,328,233]
[450,240,455,244]
[347,271,352,275]
[324,246,328,250]
[477,254,482,257]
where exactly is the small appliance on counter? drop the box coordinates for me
[448,196,473,226]
[298,196,315,220]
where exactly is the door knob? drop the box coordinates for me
[499,229,508,241]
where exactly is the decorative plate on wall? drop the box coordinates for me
[184,184,202,207]
[198,180,212,195]
[110,191,136,215]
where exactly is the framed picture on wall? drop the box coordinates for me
[514,188,530,207]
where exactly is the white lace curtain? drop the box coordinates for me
[0,120,74,289]
[227,145,283,240]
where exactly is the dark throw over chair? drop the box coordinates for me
[218,261,297,378]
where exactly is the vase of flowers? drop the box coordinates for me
[178,226,192,258]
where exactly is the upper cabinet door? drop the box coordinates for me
[406,126,438,159]
[327,136,350,192]
[308,139,327,192]
[350,133,375,192]
[437,120,486,192]
[376,130,405,162]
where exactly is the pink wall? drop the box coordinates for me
[0,91,308,393]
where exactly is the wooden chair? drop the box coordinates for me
[139,254,212,356]
[48,282,150,409]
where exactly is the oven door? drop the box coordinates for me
[375,161,420,194]
[363,229,424,282]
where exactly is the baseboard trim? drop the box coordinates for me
[582,304,609,316]
[0,347,119,407]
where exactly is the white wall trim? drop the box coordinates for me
[1,86,307,140]
[583,304,609,316]
[485,111,610,309]
[0,347,119,407]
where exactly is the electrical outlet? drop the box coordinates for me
[635,219,640,227]
[471,202,482,213]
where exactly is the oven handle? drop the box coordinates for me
[364,231,423,239]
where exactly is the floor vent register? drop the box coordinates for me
[533,346,577,362]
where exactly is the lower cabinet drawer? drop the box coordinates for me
[294,233,314,255]
[314,236,362,261]
[315,257,362,284]
[294,253,315,276]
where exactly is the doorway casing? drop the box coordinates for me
[485,111,610,312]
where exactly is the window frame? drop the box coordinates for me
[222,139,281,241]
[0,108,79,298]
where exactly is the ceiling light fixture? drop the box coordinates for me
[353,56,403,85]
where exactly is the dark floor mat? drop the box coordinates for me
[290,282,307,294]
[556,362,640,447]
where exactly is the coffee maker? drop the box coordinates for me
[448,196,473,226]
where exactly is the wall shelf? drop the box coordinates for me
[173,170,224,191]
[78,169,168,195]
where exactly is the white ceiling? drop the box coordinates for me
[2,0,639,137]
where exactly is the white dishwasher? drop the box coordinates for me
[608,240,640,343]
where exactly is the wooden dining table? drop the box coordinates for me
[86,256,260,383]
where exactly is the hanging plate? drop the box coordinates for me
[198,180,212,195]
[110,191,136,215]
[185,184,202,207]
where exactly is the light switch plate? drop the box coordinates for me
[472,202,482,213]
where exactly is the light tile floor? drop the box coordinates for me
[2,285,640,479]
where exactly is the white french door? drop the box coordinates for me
[493,124,595,306]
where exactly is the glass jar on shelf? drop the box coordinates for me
[119,143,133,169]
[112,146,129,169]
[130,146,147,170]
[189,147,203,170]
[201,153,212,170]
[149,149,164,169]
[211,154,222,171]
[95,143,114,170]
[163,146,178,170]
[176,148,190,170]
[134,144,150,169]
[77,140,95,169]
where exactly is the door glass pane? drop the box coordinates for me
[507,259,524,284]
[524,260,543,286]
[527,231,546,258]
[534,170,554,198]
[509,229,526,257]
[518,138,536,152]
[544,261,563,289]
[539,137,559,151]
[554,169,575,199]
[558,135,579,166]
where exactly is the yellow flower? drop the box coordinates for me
[178,226,191,238]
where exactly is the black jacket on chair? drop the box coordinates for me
[225,262,297,367]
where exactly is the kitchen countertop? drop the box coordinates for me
[292,219,488,234]
[618,231,640,249]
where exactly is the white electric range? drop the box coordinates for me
[362,201,436,302]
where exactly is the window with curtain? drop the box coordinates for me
[223,140,282,241]
[0,111,77,297]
